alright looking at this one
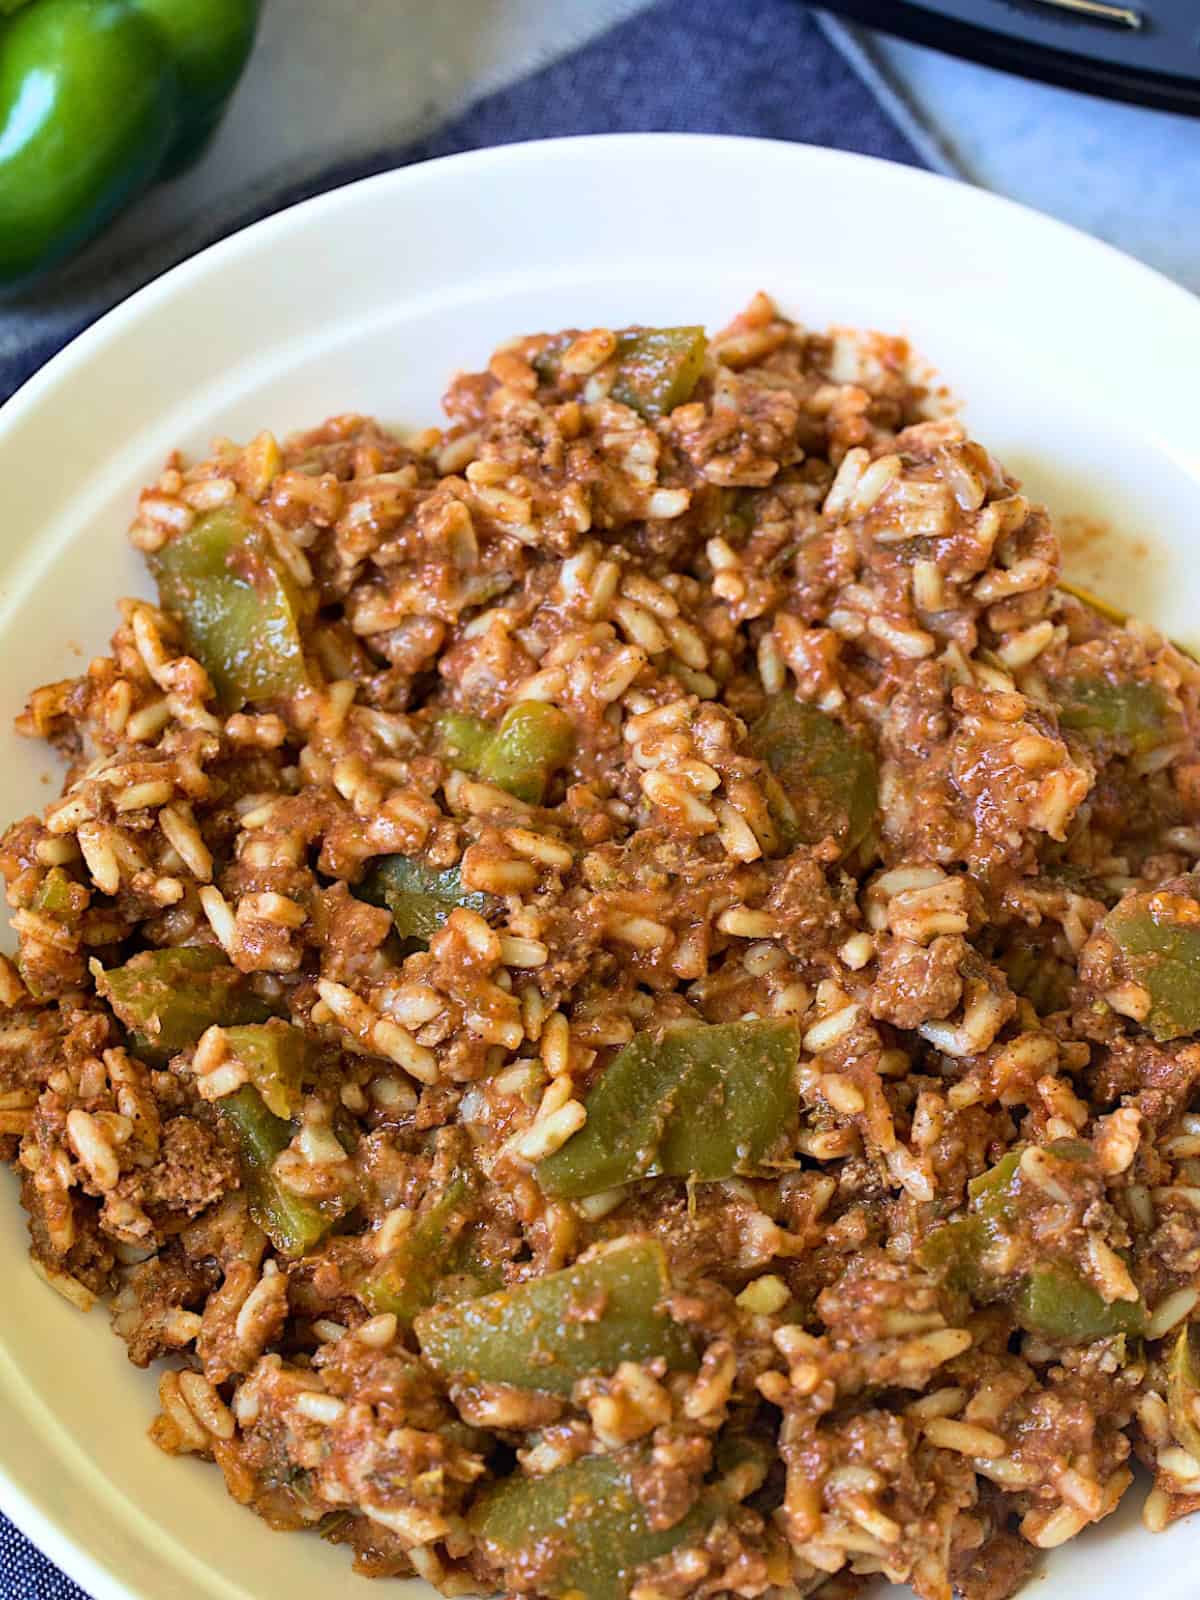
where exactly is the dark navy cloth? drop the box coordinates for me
[0,1,922,1593]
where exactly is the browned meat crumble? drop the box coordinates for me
[3,294,1200,1600]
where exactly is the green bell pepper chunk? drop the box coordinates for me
[415,1238,696,1395]
[749,695,877,857]
[921,1146,1146,1342]
[356,854,489,944]
[0,0,178,287]
[359,1169,502,1327]
[965,1147,1023,1206]
[479,703,574,804]
[32,865,75,915]
[1053,677,1180,755]
[1168,1324,1200,1460]
[19,866,85,995]
[131,0,259,165]
[920,1151,1022,1297]
[435,711,494,773]
[610,327,708,420]
[1015,1264,1145,1342]
[533,326,707,421]
[537,1019,800,1201]
[153,506,309,709]
[435,703,575,805]
[218,1083,336,1258]
[223,1020,314,1120]
[470,1449,720,1600]
[918,1214,988,1297]
[1104,885,1200,1043]
[96,946,274,1064]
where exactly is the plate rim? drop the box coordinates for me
[5,131,1200,435]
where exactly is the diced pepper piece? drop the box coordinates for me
[920,1150,1025,1296]
[966,1148,1023,1208]
[1104,885,1200,1043]
[749,695,877,857]
[922,1145,1146,1342]
[152,505,309,709]
[1168,1325,1200,1461]
[359,1170,490,1327]
[435,703,575,804]
[1041,1136,1093,1166]
[610,327,708,421]
[317,1511,354,1542]
[470,1448,719,1600]
[223,1020,314,1120]
[218,1084,335,1257]
[332,1105,361,1157]
[20,869,89,997]
[414,1238,696,1394]
[1053,677,1180,754]
[478,703,574,805]
[449,1247,515,1305]
[0,0,179,288]
[537,1020,800,1200]
[96,946,274,1064]
[435,710,494,774]
[917,1214,987,1297]
[32,867,76,916]
[357,854,489,943]
[21,871,76,993]
[1015,1265,1145,1342]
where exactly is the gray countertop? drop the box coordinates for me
[845,19,1200,294]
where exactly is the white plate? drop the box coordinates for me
[0,133,1198,1600]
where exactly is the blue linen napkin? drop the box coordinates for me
[0,0,925,1592]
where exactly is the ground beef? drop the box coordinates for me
[4,294,1200,1600]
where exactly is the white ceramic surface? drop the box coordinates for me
[0,134,1198,1600]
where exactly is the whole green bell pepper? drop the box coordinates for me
[132,0,259,165]
[0,0,259,290]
